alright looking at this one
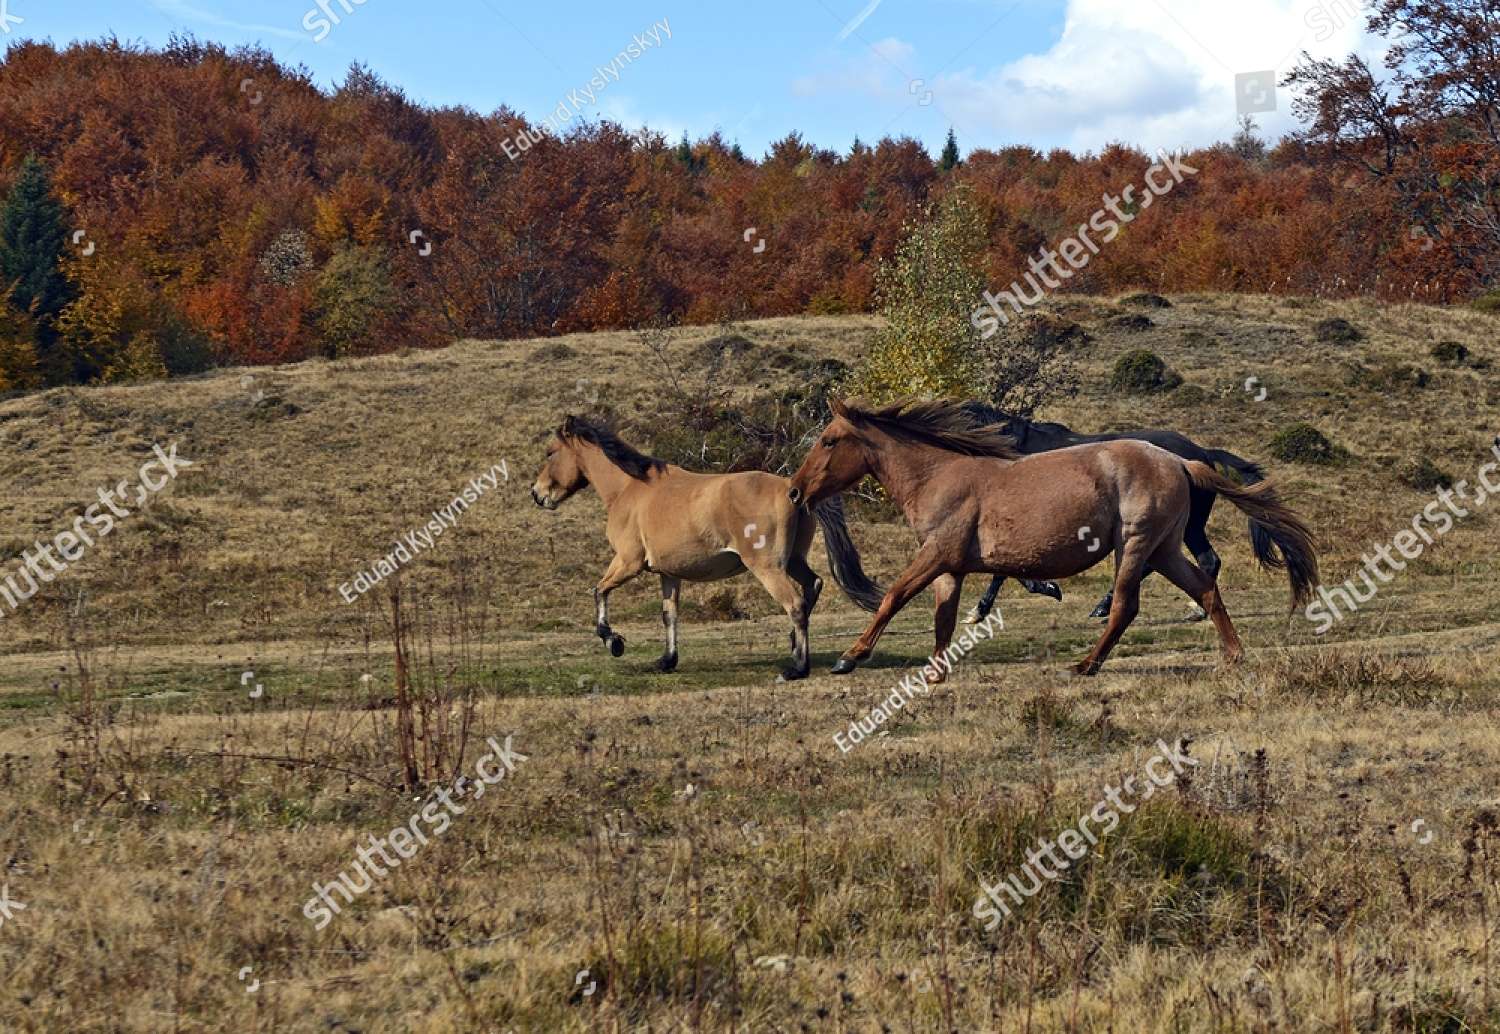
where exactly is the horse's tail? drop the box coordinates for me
[1184,461,1318,611]
[1204,448,1279,571]
[812,496,884,613]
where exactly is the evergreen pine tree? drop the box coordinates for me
[0,155,74,380]
[938,128,960,171]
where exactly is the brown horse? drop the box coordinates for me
[787,399,1318,677]
[531,416,883,680]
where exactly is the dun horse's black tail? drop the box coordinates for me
[1205,448,1279,571]
[812,496,884,613]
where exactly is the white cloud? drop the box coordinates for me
[813,0,1387,152]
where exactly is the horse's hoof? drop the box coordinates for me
[1187,605,1208,622]
[830,657,859,675]
[1087,602,1111,619]
[1070,660,1100,677]
[653,652,677,673]
[608,634,626,657]
[1040,582,1063,602]
[964,605,988,625]
[780,666,809,682]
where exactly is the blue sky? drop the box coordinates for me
[15,0,1383,156]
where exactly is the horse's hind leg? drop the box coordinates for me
[965,575,1005,624]
[655,575,681,672]
[747,559,817,681]
[594,552,646,657]
[1149,544,1244,666]
[1074,541,1151,675]
[1181,489,1220,621]
[930,574,967,683]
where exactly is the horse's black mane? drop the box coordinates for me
[842,399,1021,459]
[562,416,668,480]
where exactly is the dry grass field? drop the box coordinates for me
[3,294,1500,1032]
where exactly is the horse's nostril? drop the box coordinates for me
[788,487,802,504]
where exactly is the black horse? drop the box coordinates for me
[963,404,1277,623]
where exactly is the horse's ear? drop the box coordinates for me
[559,415,576,437]
[830,398,852,420]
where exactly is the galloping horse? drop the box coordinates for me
[787,399,1318,677]
[962,403,1278,624]
[531,416,883,680]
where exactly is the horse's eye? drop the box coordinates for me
[822,437,836,449]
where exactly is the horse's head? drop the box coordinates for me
[531,417,589,510]
[788,400,874,508]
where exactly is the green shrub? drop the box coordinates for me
[1470,289,1500,315]
[1268,423,1347,464]
[1110,349,1182,393]
[1397,455,1453,491]
[1169,383,1212,407]
[1313,317,1363,345]
[313,245,395,359]
[1431,340,1469,365]
[847,187,987,402]
[1346,360,1429,391]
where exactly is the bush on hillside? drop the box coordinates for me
[1110,349,1181,393]
[846,187,988,403]
[1269,423,1346,464]
[1313,318,1363,345]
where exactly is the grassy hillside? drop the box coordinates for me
[2,295,1500,1032]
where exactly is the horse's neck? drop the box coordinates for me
[577,447,638,507]
[868,436,970,510]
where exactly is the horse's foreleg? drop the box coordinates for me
[929,574,967,684]
[831,547,948,675]
[964,575,1005,624]
[594,553,645,657]
[655,574,680,672]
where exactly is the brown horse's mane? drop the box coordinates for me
[840,398,1022,459]
[562,416,668,479]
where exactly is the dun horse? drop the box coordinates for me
[787,399,1318,677]
[961,402,1279,625]
[531,416,883,680]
